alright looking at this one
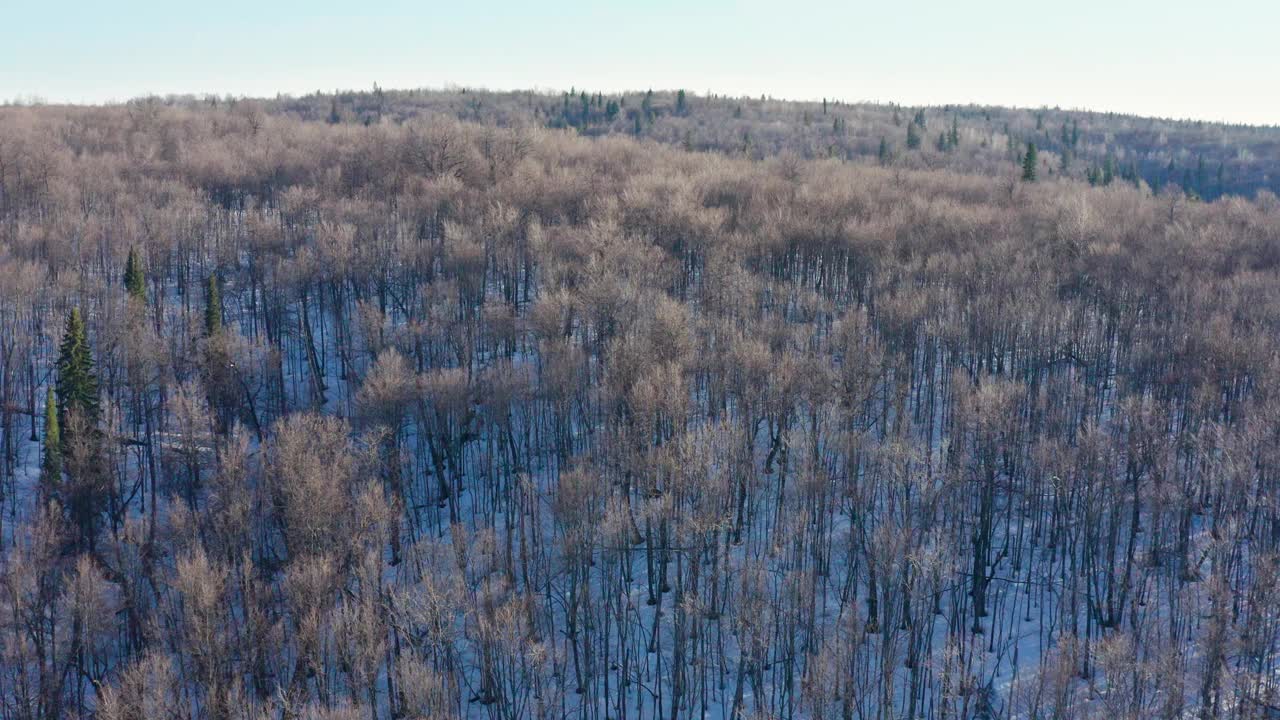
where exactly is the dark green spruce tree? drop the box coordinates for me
[55,307,105,550]
[1022,142,1038,181]
[41,387,61,494]
[906,121,922,150]
[56,307,99,433]
[124,246,146,302]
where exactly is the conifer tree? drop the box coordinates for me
[124,247,146,302]
[54,306,107,554]
[56,307,99,433]
[906,121,922,150]
[205,272,222,336]
[676,89,687,115]
[41,387,61,489]
[878,137,891,165]
[1021,142,1038,181]
[949,115,960,148]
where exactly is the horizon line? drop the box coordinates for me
[3,84,1275,131]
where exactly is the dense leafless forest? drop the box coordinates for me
[253,87,1280,200]
[1,90,1279,719]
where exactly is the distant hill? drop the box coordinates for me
[212,86,1280,200]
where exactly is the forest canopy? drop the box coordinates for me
[0,92,1279,719]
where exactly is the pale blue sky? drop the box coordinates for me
[3,0,1276,125]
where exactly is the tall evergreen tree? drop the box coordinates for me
[53,306,108,552]
[124,246,146,302]
[676,89,687,115]
[949,115,960,148]
[878,137,891,165]
[41,387,61,489]
[1021,142,1038,181]
[205,272,222,336]
[906,122,922,150]
[56,307,99,432]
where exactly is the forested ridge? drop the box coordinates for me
[256,87,1280,200]
[1,96,1279,719]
